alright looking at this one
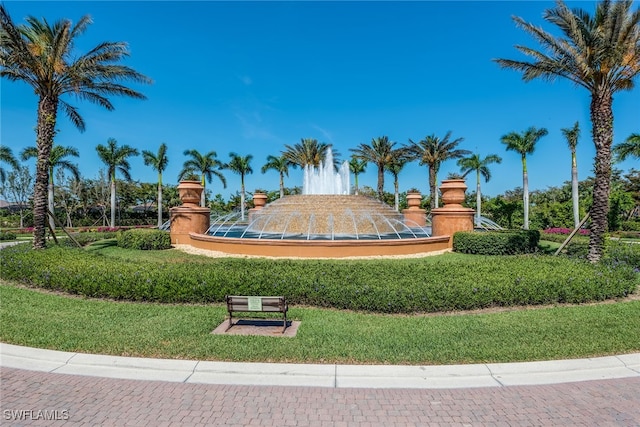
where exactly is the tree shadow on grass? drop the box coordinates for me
[85,239,118,251]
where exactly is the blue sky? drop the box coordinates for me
[2,1,639,200]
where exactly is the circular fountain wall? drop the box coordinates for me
[175,148,464,258]
[188,192,451,258]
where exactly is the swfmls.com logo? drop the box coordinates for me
[3,409,69,421]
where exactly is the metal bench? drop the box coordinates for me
[225,295,288,333]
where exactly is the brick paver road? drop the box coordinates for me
[1,367,639,426]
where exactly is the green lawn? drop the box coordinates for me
[2,280,639,365]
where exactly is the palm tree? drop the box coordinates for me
[500,127,548,230]
[348,156,367,195]
[261,155,292,199]
[282,138,331,168]
[613,133,640,162]
[95,138,139,227]
[0,6,150,249]
[142,143,169,227]
[561,122,581,228]
[457,153,502,227]
[385,149,410,211]
[179,149,226,207]
[494,0,640,262]
[408,132,470,210]
[0,146,19,184]
[21,144,80,230]
[225,153,253,220]
[350,136,396,201]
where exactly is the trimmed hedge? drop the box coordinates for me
[1,245,636,313]
[453,230,540,255]
[116,229,171,250]
[0,231,17,241]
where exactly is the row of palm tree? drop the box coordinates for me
[493,0,640,261]
[1,1,638,263]
[4,127,638,237]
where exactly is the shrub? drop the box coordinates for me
[621,221,640,232]
[116,229,171,250]
[0,231,17,241]
[1,245,636,313]
[453,230,540,255]
[543,227,590,235]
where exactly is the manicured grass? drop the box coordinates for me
[1,281,639,364]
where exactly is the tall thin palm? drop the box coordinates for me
[0,6,150,248]
[385,148,410,211]
[142,143,169,227]
[96,138,139,227]
[282,138,331,168]
[261,155,292,199]
[561,122,581,228]
[613,133,640,162]
[22,144,80,230]
[0,146,19,183]
[494,0,640,262]
[350,136,396,201]
[179,149,226,207]
[457,153,502,227]
[408,132,470,210]
[500,127,548,230]
[225,153,253,220]
[348,156,367,196]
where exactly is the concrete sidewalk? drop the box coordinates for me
[2,343,639,389]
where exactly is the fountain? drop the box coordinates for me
[302,149,350,195]
[171,149,473,258]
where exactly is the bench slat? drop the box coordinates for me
[225,295,288,333]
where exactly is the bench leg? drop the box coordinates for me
[282,313,287,334]
[225,313,234,332]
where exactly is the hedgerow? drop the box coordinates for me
[1,244,636,313]
[0,231,17,241]
[116,229,171,250]
[453,230,540,255]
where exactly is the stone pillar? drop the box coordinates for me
[431,179,474,247]
[170,180,210,245]
[402,192,426,227]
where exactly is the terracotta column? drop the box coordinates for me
[402,192,427,227]
[169,180,211,245]
[248,192,268,223]
[431,179,474,247]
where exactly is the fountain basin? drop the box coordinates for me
[188,232,450,258]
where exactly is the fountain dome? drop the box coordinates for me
[208,194,430,240]
[171,148,473,257]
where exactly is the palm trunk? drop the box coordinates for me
[377,165,384,201]
[354,174,359,195]
[428,166,437,210]
[157,175,163,228]
[279,173,285,199]
[394,178,399,211]
[110,179,116,227]
[587,90,613,263]
[33,95,58,249]
[240,178,246,220]
[522,156,529,230]
[200,175,206,207]
[571,153,579,228]
[476,170,481,228]
[48,178,55,231]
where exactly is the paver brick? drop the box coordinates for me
[1,368,639,426]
